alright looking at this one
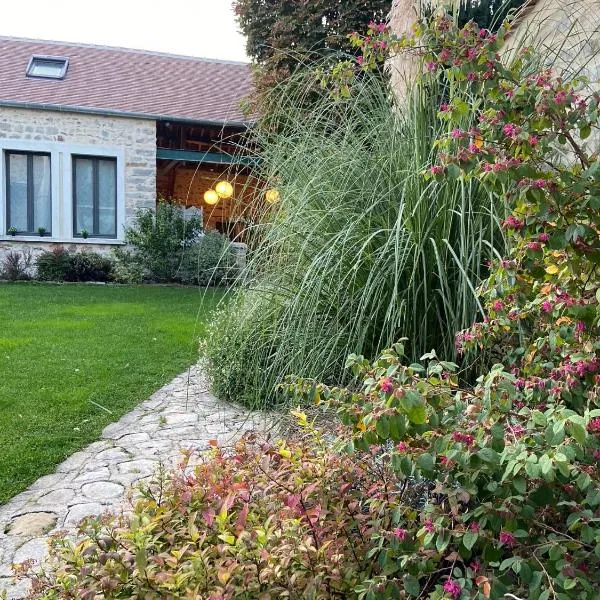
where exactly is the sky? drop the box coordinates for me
[0,0,249,62]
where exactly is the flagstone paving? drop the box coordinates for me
[0,366,272,599]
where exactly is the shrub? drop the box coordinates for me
[124,200,203,282]
[35,247,72,281]
[65,252,113,282]
[110,247,145,284]
[1,250,32,281]
[30,432,393,599]
[175,231,240,287]
[35,247,113,282]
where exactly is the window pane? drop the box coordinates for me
[8,154,28,232]
[32,154,51,232]
[98,159,116,237]
[74,158,93,234]
[29,59,65,78]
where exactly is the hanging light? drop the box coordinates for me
[265,188,280,204]
[215,180,234,199]
[204,189,219,205]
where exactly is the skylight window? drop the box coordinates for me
[26,55,69,80]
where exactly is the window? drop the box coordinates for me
[73,156,117,238]
[26,55,69,79]
[5,151,52,235]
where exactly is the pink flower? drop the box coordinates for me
[538,232,550,242]
[439,49,451,62]
[440,103,451,112]
[396,442,409,452]
[443,579,462,599]
[492,300,504,311]
[588,417,600,433]
[427,61,438,72]
[575,321,586,333]
[424,519,435,533]
[527,241,542,250]
[392,527,407,540]
[469,521,481,532]
[593,449,600,460]
[554,90,568,104]
[499,531,516,546]
[503,123,521,138]
[356,56,364,66]
[430,165,445,175]
[529,135,540,146]
[451,128,464,140]
[470,559,482,572]
[541,301,553,313]
[380,377,393,394]
[503,215,523,230]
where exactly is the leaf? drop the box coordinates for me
[404,574,420,597]
[477,448,499,464]
[217,569,231,585]
[545,264,559,275]
[513,477,527,494]
[376,416,390,439]
[463,530,478,551]
[417,453,435,472]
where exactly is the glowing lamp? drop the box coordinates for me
[265,189,280,204]
[204,189,219,205]
[215,180,234,199]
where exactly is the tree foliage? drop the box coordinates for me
[233,0,391,83]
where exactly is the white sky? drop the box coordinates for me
[0,0,249,62]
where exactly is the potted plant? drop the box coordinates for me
[7,226,17,237]
[80,228,89,239]
[37,226,47,237]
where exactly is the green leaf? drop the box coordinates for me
[417,453,435,472]
[477,448,500,464]
[376,416,390,440]
[404,574,420,597]
[513,477,527,494]
[462,530,478,551]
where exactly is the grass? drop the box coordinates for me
[205,71,506,408]
[0,283,222,504]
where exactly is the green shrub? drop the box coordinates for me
[35,247,113,282]
[110,247,145,284]
[65,252,113,282]
[124,200,203,282]
[35,247,72,281]
[176,231,240,287]
[204,67,504,408]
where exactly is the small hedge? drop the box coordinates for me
[35,247,113,282]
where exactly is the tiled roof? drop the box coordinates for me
[0,36,253,125]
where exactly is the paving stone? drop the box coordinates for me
[116,432,151,446]
[63,503,105,527]
[74,467,111,483]
[94,447,131,462]
[6,513,56,537]
[37,488,75,506]
[12,537,49,566]
[117,459,158,477]
[81,481,124,502]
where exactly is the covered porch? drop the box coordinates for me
[155,120,258,242]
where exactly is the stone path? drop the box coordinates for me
[0,366,272,599]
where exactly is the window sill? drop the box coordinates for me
[1,236,125,245]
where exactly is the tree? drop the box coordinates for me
[233,0,392,84]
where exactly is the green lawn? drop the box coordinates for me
[0,283,223,504]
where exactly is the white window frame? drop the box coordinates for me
[0,140,125,244]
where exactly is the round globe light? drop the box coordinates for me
[265,189,280,204]
[215,180,234,199]
[204,189,219,205]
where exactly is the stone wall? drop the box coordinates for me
[0,107,156,263]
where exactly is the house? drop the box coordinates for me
[0,36,255,258]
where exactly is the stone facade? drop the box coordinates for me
[0,107,156,261]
